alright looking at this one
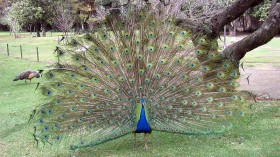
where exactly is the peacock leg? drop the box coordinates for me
[144,133,148,150]
[25,79,27,84]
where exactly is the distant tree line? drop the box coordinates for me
[0,0,95,38]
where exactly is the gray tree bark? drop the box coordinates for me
[271,0,278,11]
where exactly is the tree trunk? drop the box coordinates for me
[81,22,84,30]
[232,20,237,36]
[36,22,41,37]
[13,31,17,39]
[223,26,227,49]
[42,22,47,37]
[29,24,32,34]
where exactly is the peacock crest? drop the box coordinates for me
[31,7,249,150]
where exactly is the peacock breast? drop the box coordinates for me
[28,73,35,80]
[135,105,152,133]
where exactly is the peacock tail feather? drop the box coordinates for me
[31,7,250,150]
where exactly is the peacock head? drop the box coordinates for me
[36,70,44,78]
[141,94,146,104]
[35,73,41,78]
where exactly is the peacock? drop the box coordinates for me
[30,6,250,150]
[13,70,43,83]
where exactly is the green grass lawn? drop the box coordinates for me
[0,33,280,157]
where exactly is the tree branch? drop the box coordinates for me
[207,0,264,38]
[176,0,264,38]
[222,3,280,62]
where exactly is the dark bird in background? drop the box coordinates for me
[13,70,43,83]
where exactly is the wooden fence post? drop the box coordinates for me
[20,45,23,59]
[36,47,39,62]
[7,44,9,56]
[223,26,227,49]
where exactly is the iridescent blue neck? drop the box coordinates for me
[135,105,151,133]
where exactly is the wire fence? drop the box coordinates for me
[0,42,52,63]
[0,32,74,63]
[1,44,40,61]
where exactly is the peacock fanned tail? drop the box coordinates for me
[31,8,249,150]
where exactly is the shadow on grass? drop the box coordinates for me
[12,82,39,86]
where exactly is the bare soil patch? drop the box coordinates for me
[238,63,280,99]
